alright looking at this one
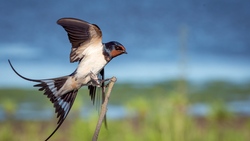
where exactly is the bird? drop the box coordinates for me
[8,17,127,141]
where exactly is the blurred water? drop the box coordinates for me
[1,100,250,121]
[1,0,250,87]
[188,99,250,117]
[0,103,129,121]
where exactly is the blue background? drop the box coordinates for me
[1,0,250,87]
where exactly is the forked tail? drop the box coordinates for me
[8,60,79,141]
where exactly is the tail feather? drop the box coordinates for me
[8,60,78,141]
[46,89,78,141]
[8,59,40,82]
[8,60,69,98]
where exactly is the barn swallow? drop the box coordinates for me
[8,18,127,141]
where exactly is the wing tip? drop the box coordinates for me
[57,17,89,26]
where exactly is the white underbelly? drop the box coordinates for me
[75,51,107,85]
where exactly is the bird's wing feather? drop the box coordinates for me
[88,68,107,127]
[88,69,105,104]
[57,18,102,63]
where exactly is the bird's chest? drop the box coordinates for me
[79,55,106,72]
[75,50,107,84]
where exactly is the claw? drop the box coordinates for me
[89,71,101,86]
[89,71,112,87]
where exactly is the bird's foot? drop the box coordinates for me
[89,71,101,86]
[89,71,111,87]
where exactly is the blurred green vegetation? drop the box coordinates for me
[0,80,250,141]
[1,80,250,105]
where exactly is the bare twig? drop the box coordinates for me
[92,76,117,141]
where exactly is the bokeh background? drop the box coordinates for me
[0,0,250,141]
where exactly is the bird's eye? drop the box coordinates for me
[115,46,123,51]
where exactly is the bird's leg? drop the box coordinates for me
[89,71,101,86]
[89,71,112,87]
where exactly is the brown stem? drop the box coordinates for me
[92,77,117,141]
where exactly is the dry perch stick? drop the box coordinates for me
[92,76,117,141]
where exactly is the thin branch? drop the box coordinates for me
[92,76,117,141]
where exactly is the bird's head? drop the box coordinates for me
[105,41,127,58]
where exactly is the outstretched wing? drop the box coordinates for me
[8,60,78,140]
[57,18,103,63]
[88,69,105,104]
[88,68,107,127]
